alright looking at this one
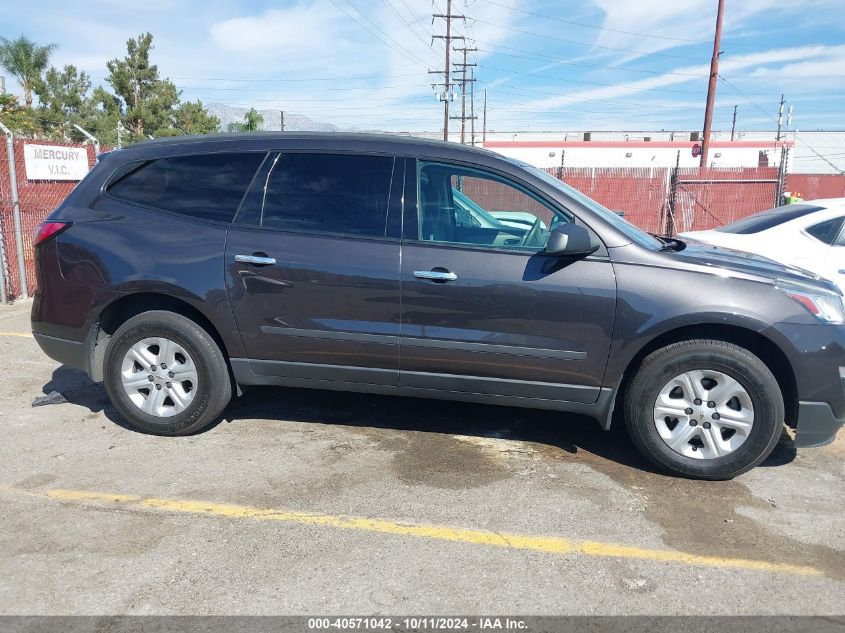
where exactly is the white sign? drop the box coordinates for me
[23,144,90,181]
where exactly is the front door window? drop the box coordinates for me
[417,162,570,251]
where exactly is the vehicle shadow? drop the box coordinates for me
[41,365,796,474]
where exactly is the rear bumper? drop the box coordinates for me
[795,401,845,447]
[33,331,91,377]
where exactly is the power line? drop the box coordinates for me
[176,83,427,92]
[481,0,714,44]
[474,42,845,87]
[474,42,706,77]
[719,75,844,174]
[381,0,440,51]
[469,18,705,60]
[470,16,845,70]
[478,83,722,111]
[325,0,430,68]
[339,0,435,67]
[476,64,707,94]
[166,72,424,83]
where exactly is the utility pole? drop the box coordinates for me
[430,0,464,141]
[730,105,738,141]
[699,0,725,169]
[482,89,487,144]
[785,104,794,142]
[451,46,477,144]
[776,94,785,141]
[116,119,122,149]
[470,67,476,146]
[280,110,285,132]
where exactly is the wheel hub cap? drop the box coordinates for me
[653,369,754,460]
[120,337,198,417]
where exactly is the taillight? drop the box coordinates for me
[33,221,71,247]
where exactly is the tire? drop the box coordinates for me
[103,310,232,436]
[624,339,784,480]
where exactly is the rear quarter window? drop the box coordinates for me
[106,152,266,223]
[806,217,844,245]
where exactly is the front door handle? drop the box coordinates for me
[235,253,276,266]
[414,269,458,282]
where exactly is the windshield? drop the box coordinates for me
[509,159,664,250]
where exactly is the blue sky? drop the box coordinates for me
[2,0,844,132]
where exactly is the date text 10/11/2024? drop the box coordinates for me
[307,617,528,630]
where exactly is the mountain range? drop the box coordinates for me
[204,103,340,132]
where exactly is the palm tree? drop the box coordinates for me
[228,108,264,132]
[0,35,57,108]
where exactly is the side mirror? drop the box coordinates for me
[544,224,600,257]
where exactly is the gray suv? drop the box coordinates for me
[31,133,845,479]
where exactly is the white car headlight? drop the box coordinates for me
[776,280,845,324]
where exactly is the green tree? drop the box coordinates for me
[76,85,123,146]
[228,108,263,132]
[32,64,98,138]
[0,93,37,135]
[105,32,179,137]
[171,100,220,135]
[36,64,91,117]
[0,35,57,108]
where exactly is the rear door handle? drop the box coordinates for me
[235,254,276,266]
[414,269,458,282]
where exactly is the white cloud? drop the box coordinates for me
[210,4,348,54]
[506,43,844,116]
[198,0,523,128]
[588,0,845,63]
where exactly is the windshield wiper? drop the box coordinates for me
[649,233,685,251]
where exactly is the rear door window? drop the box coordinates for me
[238,152,395,238]
[106,152,266,223]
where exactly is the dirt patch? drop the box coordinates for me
[387,430,513,490]
[546,431,845,581]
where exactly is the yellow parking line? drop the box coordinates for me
[0,331,32,338]
[0,484,821,576]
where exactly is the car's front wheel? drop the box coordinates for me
[624,339,784,479]
[103,310,232,436]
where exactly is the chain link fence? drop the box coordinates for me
[0,136,843,303]
[544,157,801,236]
[664,166,783,235]
[0,137,98,301]
[547,166,670,233]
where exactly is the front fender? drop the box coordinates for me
[602,262,813,389]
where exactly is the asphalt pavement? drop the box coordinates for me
[1,299,843,615]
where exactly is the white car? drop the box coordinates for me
[680,199,845,291]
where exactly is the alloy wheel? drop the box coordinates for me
[120,337,198,417]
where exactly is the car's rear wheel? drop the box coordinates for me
[624,339,784,479]
[104,310,231,436]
